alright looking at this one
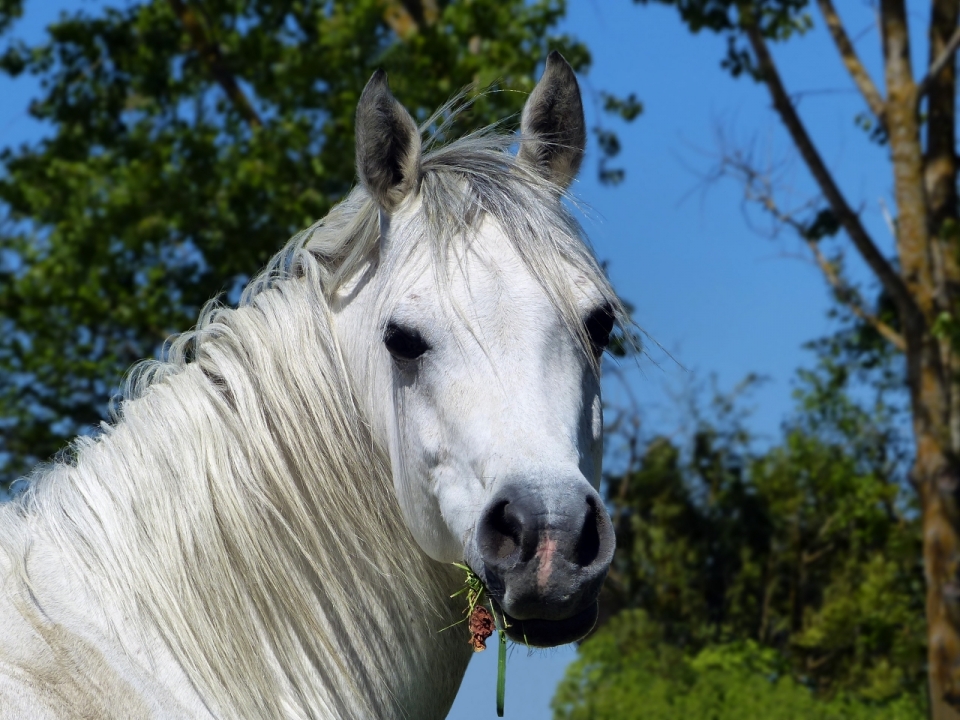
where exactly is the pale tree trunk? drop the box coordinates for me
[881,3,960,718]
[918,0,960,715]
[747,1,960,716]
[876,2,960,716]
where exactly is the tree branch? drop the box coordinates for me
[805,237,907,352]
[382,0,417,38]
[167,0,262,129]
[732,159,907,353]
[745,25,919,324]
[924,0,959,305]
[918,23,960,100]
[815,0,887,128]
[381,0,439,39]
[801,543,835,566]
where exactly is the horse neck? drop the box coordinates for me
[22,277,470,719]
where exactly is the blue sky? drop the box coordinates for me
[570,1,897,440]
[0,1,922,717]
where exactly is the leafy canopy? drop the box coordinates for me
[554,612,924,720]
[560,349,924,717]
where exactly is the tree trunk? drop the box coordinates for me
[883,1,960,716]
[912,344,960,720]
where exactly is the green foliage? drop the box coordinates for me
[853,112,889,147]
[568,356,924,716]
[800,209,840,243]
[0,0,21,37]
[602,91,643,122]
[553,611,925,720]
[632,0,813,78]
[632,0,810,36]
[595,92,643,185]
[931,311,960,349]
[0,0,637,484]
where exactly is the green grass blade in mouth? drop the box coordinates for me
[496,627,506,717]
[449,563,508,715]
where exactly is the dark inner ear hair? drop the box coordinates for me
[355,69,421,212]
[383,111,411,187]
[519,51,586,187]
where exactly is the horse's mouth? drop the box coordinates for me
[499,602,598,647]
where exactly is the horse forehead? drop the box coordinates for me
[399,216,593,320]
[452,223,541,310]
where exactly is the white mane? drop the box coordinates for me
[0,112,621,718]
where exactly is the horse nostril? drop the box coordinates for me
[479,497,542,567]
[480,500,522,562]
[489,502,520,559]
[574,496,602,568]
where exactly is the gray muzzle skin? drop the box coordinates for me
[465,479,616,647]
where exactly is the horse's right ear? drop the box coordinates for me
[356,70,421,213]
[518,51,586,189]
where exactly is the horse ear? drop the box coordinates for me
[356,70,421,212]
[518,51,586,189]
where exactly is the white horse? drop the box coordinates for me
[0,52,620,719]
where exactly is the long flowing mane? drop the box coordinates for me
[0,109,620,719]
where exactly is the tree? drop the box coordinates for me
[561,359,926,717]
[0,0,637,488]
[555,615,926,720]
[625,0,960,715]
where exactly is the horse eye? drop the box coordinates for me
[384,322,430,362]
[585,304,615,355]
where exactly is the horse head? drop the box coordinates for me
[333,52,617,648]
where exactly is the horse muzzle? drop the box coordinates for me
[467,479,615,647]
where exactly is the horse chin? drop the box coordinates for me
[500,602,598,648]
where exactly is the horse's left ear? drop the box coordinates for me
[356,70,422,212]
[519,51,586,189]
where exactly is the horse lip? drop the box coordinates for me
[462,550,603,647]
[499,602,598,647]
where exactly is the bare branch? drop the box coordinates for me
[745,25,919,324]
[724,153,907,353]
[801,543,835,566]
[805,238,907,352]
[382,1,418,38]
[167,0,262,129]
[398,0,427,27]
[878,197,897,239]
[816,0,887,128]
[918,23,960,100]
[399,0,439,27]
[382,0,439,38]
